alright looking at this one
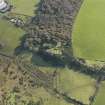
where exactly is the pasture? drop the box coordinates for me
[9,0,40,16]
[93,82,105,105]
[72,0,105,61]
[39,66,96,104]
[59,67,96,104]
[0,18,24,55]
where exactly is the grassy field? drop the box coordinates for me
[9,0,40,16]
[93,82,105,105]
[39,66,96,104]
[72,0,105,61]
[0,0,40,55]
[59,67,96,104]
[31,87,73,105]
[0,18,24,55]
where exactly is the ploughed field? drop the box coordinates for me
[72,0,105,61]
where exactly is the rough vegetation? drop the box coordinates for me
[23,0,83,52]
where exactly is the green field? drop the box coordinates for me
[59,68,96,104]
[10,0,40,16]
[32,87,73,105]
[0,0,40,55]
[72,0,105,61]
[0,18,24,55]
[93,82,105,105]
[39,66,96,104]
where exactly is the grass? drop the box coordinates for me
[9,0,40,16]
[93,82,105,105]
[59,67,96,104]
[0,0,40,55]
[72,0,105,61]
[30,87,74,105]
[39,66,96,104]
[0,18,24,55]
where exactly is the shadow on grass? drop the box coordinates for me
[31,51,65,68]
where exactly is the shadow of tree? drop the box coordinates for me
[31,51,65,68]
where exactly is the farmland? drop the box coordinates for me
[0,0,40,55]
[9,0,40,16]
[59,68,96,104]
[0,0,105,105]
[93,82,105,105]
[72,0,105,61]
[0,18,24,55]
